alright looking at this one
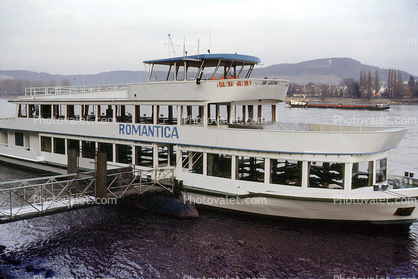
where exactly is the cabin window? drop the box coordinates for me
[150,64,174,81]
[157,105,178,125]
[376,158,387,183]
[29,104,39,118]
[54,138,66,155]
[236,156,265,183]
[116,144,132,164]
[207,153,231,179]
[98,142,113,162]
[182,151,203,174]
[116,105,133,123]
[158,145,168,167]
[18,104,27,118]
[67,105,81,120]
[82,105,96,121]
[15,132,24,147]
[67,139,80,153]
[181,106,204,125]
[136,146,153,167]
[82,141,96,159]
[352,161,373,189]
[231,105,244,123]
[208,104,230,125]
[271,159,302,186]
[41,136,52,152]
[40,105,52,119]
[98,105,113,122]
[53,105,66,119]
[135,105,154,124]
[308,161,344,189]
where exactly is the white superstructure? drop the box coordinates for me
[0,53,417,224]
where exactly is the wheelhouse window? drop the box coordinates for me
[308,161,344,189]
[236,156,265,183]
[207,153,231,179]
[136,146,153,167]
[41,136,52,152]
[376,158,387,183]
[271,159,302,186]
[182,151,203,174]
[54,138,66,155]
[176,62,185,81]
[150,64,174,81]
[352,161,373,189]
[135,105,154,124]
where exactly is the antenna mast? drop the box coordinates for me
[165,34,180,58]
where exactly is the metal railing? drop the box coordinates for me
[0,167,175,224]
[24,84,128,96]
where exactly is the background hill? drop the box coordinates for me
[252,58,416,85]
[1,58,416,88]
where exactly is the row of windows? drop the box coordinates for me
[40,136,176,167]
[18,104,276,125]
[181,151,387,189]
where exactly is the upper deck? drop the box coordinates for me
[19,54,289,104]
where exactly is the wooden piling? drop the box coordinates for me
[96,152,107,199]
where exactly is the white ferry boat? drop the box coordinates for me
[0,53,417,224]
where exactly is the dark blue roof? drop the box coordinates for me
[143,53,261,64]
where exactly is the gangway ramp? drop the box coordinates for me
[0,167,175,224]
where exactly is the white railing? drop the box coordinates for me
[24,84,128,96]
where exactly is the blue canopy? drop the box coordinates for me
[143,53,261,65]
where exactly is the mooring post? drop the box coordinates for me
[67,148,78,174]
[96,151,107,199]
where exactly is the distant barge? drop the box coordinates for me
[288,99,389,110]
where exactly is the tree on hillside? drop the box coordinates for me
[342,78,360,99]
[408,76,418,98]
[366,69,372,100]
[374,70,380,97]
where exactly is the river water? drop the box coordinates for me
[0,99,417,278]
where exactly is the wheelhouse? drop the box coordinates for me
[144,53,261,82]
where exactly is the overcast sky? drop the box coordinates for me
[1,0,417,76]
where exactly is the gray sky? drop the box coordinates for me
[1,0,417,75]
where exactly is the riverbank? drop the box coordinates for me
[285,96,418,105]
